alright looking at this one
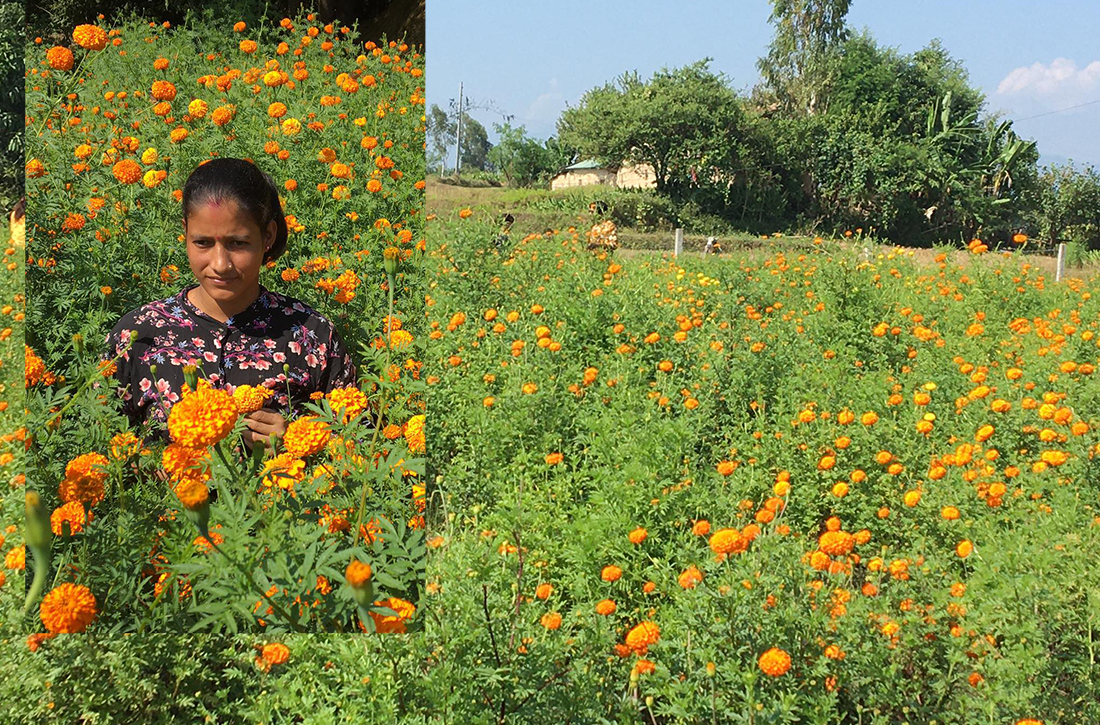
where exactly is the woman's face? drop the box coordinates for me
[184,199,276,307]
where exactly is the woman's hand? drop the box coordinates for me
[244,409,288,451]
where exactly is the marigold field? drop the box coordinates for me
[416,211,1100,723]
[13,11,426,640]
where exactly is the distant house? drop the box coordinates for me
[550,159,657,191]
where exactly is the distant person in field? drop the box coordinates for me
[103,158,356,447]
[9,197,24,249]
[493,213,514,252]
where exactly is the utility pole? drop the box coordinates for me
[453,82,463,177]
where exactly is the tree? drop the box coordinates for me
[426,104,455,175]
[458,114,491,172]
[558,60,748,198]
[756,0,852,115]
[487,124,574,187]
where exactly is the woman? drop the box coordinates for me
[104,158,356,447]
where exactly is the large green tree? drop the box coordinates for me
[756,0,852,115]
[557,60,749,198]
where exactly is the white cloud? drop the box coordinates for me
[523,78,566,126]
[996,58,1100,97]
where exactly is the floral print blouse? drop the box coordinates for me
[104,285,356,435]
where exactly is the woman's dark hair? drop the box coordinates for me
[182,158,288,263]
[12,197,25,221]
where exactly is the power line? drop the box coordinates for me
[1013,97,1100,122]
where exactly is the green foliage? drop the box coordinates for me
[558,60,750,199]
[487,123,573,188]
[756,0,852,115]
[418,215,1100,722]
[0,2,22,210]
[1023,163,1100,250]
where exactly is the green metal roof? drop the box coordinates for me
[561,159,604,171]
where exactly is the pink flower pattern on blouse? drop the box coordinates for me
[104,285,356,436]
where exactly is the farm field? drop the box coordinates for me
[426,178,1100,280]
[14,12,426,639]
[421,206,1100,723]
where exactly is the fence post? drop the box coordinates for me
[1055,242,1066,282]
[674,228,683,258]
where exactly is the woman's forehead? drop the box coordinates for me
[185,199,260,235]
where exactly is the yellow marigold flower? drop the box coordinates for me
[188,99,208,118]
[232,384,273,414]
[327,387,369,423]
[403,414,425,453]
[109,431,141,461]
[167,386,238,448]
[40,582,97,633]
[262,453,306,490]
[281,118,302,135]
[758,647,791,676]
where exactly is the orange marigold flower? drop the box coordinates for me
[709,528,747,556]
[50,501,90,536]
[692,519,711,536]
[601,565,622,582]
[46,46,75,71]
[369,597,415,633]
[758,647,791,676]
[625,621,660,655]
[40,582,97,633]
[261,642,290,665]
[818,530,854,556]
[345,559,372,588]
[174,477,209,510]
[541,612,562,630]
[595,599,616,615]
[535,583,553,600]
[327,387,369,424]
[112,159,143,184]
[628,527,648,545]
[59,452,109,507]
[678,565,704,589]
[150,80,177,101]
[72,24,108,51]
[167,386,238,448]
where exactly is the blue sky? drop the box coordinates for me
[428,0,1100,167]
